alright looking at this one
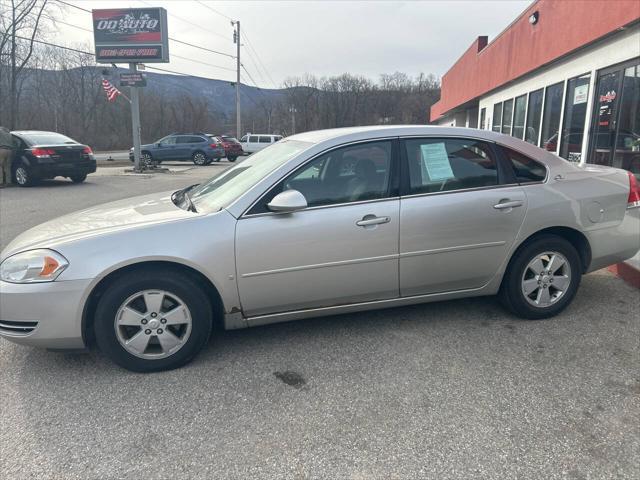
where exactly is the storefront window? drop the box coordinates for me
[502,99,513,135]
[525,89,543,145]
[589,60,640,177]
[540,82,564,152]
[479,108,486,130]
[512,94,527,139]
[492,103,502,132]
[614,65,640,176]
[559,73,591,162]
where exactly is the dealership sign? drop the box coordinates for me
[92,8,169,63]
[119,72,147,87]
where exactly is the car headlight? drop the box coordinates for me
[0,249,69,283]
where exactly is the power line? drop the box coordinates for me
[242,30,278,88]
[173,53,236,72]
[195,0,233,21]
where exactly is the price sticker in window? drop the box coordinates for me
[420,142,454,181]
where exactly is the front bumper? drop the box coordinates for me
[207,148,225,159]
[0,278,92,349]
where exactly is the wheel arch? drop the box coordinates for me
[510,226,592,275]
[81,260,225,347]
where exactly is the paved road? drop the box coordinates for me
[0,166,638,479]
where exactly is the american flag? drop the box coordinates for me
[101,78,121,102]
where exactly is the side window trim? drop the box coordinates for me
[242,137,401,217]
[398,136,516,198]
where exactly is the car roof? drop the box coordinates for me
[11,130,65,136]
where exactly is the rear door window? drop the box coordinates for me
[403,138,499,194]
[259,136,272,143]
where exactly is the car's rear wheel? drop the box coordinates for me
[500,235,581,320]
[192,152,207,165]
[13,164,36,187]
[94,269,213,372]
[227,156,237,162]
[69,173,87,183]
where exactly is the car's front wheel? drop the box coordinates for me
[500,235,581,320]
[94,269,213,372]
[192,152,207,165]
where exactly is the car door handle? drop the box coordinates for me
[493,200,524,210]
[356,215,390,227]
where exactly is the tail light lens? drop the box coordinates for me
[31,148,56,157]
[210,143,222,148]
[82,146,93,154]
[627,171,640,207]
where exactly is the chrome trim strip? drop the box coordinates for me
[242,196,400,219]
[400,184,520,200]
[400,241,506,259]
[241,253,399,278]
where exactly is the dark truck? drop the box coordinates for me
[10,131,96,186]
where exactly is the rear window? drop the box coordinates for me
[502,147,547,183]
[20,132,76,145]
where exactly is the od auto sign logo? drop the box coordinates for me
[92,8,169,63]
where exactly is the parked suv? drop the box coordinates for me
[129,133,225,165]
[10,130,96,186]
[240,133,282,154]
[208,134,243,162]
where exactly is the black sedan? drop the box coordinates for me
[10,131,96,186]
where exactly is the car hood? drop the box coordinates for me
[1,191,196,259]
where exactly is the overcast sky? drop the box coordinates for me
[46,0,532,87]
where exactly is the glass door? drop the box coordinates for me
[589,58,640,177]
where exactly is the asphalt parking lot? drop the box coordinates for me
[0,165,639,479]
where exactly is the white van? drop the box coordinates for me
[239,134,283,154]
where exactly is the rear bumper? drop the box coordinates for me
[30,159,96,178]
[0,279,91,349]
[586,207,640,272]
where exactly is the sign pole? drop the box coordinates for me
[129,62,143,172]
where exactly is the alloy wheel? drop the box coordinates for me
[15,167,28,185]
[521,251,571,308]
[193,153,206,165]
[114,290,192,359]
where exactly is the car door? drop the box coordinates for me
[399,137,527,296]
[173,136,194,160]
[156,135,177,160]
[247,135,260,153]
[235,139,401,317]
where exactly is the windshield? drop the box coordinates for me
[189,139,311,213]
[21,132,76,145]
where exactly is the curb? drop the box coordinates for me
[608,262,640,289]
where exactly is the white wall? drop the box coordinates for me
[478,24,640,163]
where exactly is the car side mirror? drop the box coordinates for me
[156,143,162,147]
[267,189,308,213]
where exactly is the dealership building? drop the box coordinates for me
[431,0,639,178]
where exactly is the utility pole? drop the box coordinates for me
[289,106,297,135]
[232,20,241,139]
[129,63,143,172]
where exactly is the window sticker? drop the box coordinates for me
[420,142,455,181]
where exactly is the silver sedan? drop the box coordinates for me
[1,126,639,372]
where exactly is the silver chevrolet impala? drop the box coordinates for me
[1,126,639,372]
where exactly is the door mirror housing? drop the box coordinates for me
[267,189,308,213]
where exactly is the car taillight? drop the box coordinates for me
[82,146,93,154]
[627,171,640,208]
[210,143,221,148]
[31,148,56,157]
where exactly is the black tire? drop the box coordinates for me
[69,173,87,183]
[192,151,207,165]
[204,158,213,165]
[13,163,36,187]
[499,234,582,320]
[227,156,237,162]
[94,268,213,372]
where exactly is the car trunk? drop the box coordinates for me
[35,144,87,164]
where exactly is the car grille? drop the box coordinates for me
[0,320,38,335]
